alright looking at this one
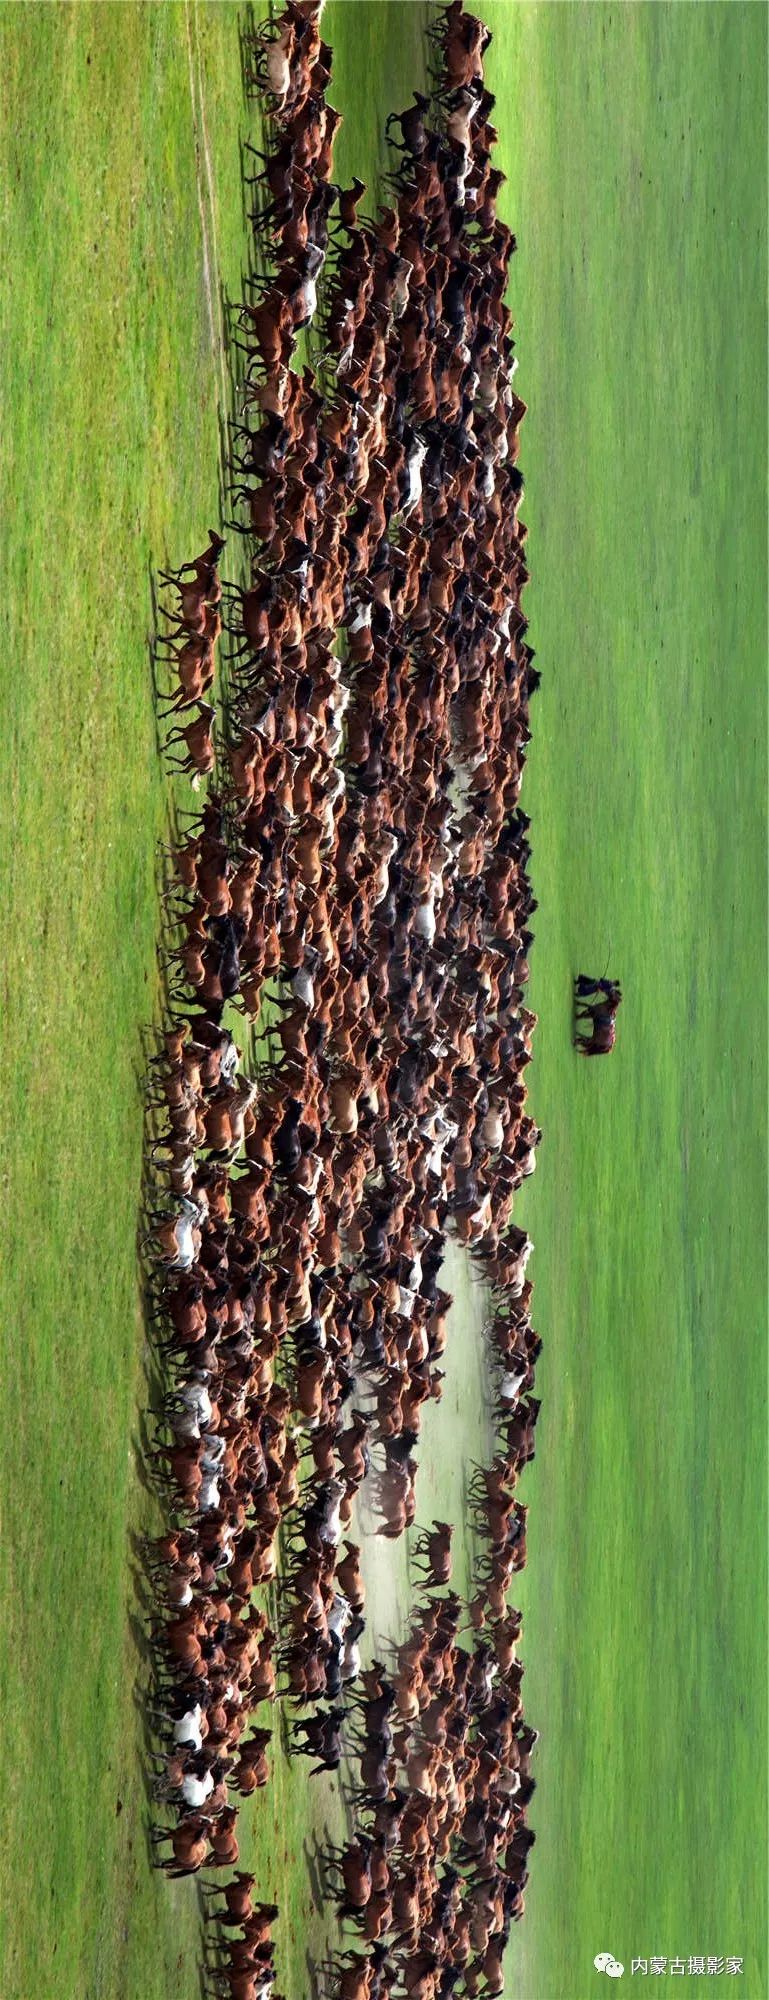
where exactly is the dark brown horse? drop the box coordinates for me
[574,1002,618,1056]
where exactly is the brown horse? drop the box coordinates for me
[165,702,216,781]
[411,1519,453,1587]
[152,1812,209,1875]
[574,1002,617,1056]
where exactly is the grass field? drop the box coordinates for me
[481,5,768,1994]
[0,4,766,2000]
[0,8,250,1996]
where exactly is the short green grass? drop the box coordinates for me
[0,6,251,1995]
[480,5,767,1995]
[1,5,766,2000]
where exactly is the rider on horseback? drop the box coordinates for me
[573,972,622,1055]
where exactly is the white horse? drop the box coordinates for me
[201,1432,225,1476]
[340,1634,361,1684]
[219,1034,240,1084]
[181,1768,214,1809]
[328,1591,352,1642]
[173,1705,204,1752]
[413,890,437,944]
[480,1107,505,1152]
[197,1474,220,1514]
[179,1377,212,1426]
[152,1195,205,1270]
[401,435,427,515]
[264,21,295,106]
[498,1364,527,1406]
[314,1477,345,1547]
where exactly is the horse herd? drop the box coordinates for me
[139,4,545,1995]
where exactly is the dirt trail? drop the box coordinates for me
[354,1239,494,1660]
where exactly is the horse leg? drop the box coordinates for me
[156,604,188,625]
[157,692,193,717]
[224,517,256,537]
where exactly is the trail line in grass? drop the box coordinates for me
[183,0,229,453]
[191,0,230,426]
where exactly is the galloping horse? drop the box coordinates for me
[573,974,621,1056]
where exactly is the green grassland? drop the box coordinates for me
[0,8,249,1996]
[482,5,767,1995]
[0,4,766,2000]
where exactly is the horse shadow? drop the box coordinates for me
[219,277,248,408]
[571,971,597,1046]
[236,2,259,105]
[277,1702,294,1759]
[145,562,169,761]
[302,1831,326,1915]
[197,1960,213,2000]
[136,1019,165,1105]
[140,1799,161,1877]
[305,1947,324,2000]
[236,132,255,231]
[129,1419,159,1497]
[128,1556,155,1624]
[130,1676,169,1838]
[127,1625,168,1865]
[195,1910,227,1999]
[461,1461,475,1524]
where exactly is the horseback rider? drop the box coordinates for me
[573,972,621,1054]
[575,972,622,1004]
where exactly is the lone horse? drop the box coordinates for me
[574,975,621,1056]
[574,1005,616,1055]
